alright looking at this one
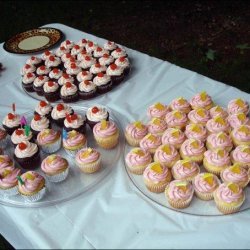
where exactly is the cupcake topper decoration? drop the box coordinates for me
[171,128,180,138]
[217,132,226,140]
[214,106,222,112]
[242,146,250,154]
[16,175,24,185]
[154,102,165,111]
[216,149,225,158]
[133,121,143,129]
[182,159,192,169]
[12,103,16,114]
[190,139,199,148]
[81,148,93,158]
[200,91,207,101]
[175,181,188,192]
[162,145,171,155]
[150,162,163,174]
[132,148,144,157]
[227,182,239,193]
[62,129,67,140]
[24,125,30,136]
[197,108,206,117]
[145,133,156,142]
[48,154,57,164]
[202,173,214,186]
[214,116,225,125]
[100,120,108,130]
[191,124,201,133]
[152,118,161,126]
[177,97,186,105]
[20,116,27,128]
[1,169,11,178]
[238,125,249,135]
[26,172,35,181]
[237,113,246,121]
[230,164,241,174]
[173,110,182,119]
[235,98,244,108]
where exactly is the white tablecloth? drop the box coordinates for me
[0,23,250,249]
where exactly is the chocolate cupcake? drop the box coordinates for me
[2,113,21,135]
[106,63,124,85]
[111,47,128,59]
[93,73,112,94]
[89,63,107,78]
[86,105,109,129]
[103,41,118,53]
[45,55,62,70]
[60,82,79,103]
[26,56,43,68]
[63,113,86,134]
[34,100,52,119]
[51,103,74,127]
[11,128,34,146]
[79,80,97,100]
[48,68,63,82]
[43,81,60,102]
[33,75,49,96]
[58,73,75,87]
[20,64,36,76]
[76,70,93,85]
[22,72,36,92]
[115,56,131,76]
[36,65,51,76]
[65,63,81,77]
[78,55,96,71]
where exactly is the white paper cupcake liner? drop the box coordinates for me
[40,137,62,154]
[0,185,18,197]
[21,187,46,202]
[46,168,69,183]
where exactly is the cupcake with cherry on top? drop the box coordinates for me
[115,56,130,76]
[30,114,51,138]
[63,113,86,134]
[93,72,112,94]
[60,82,79,103]
[2,112,20,135]
[33,75,49,96]
[106,63,124,85]
[43,81,60,103]
[51,103,74,127]
[11,128,33,146]
[79,80,97,100]
[34,100,52,119]
[22,72,36,92]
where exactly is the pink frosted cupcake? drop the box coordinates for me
[75,147,101,173]
[165,110,187,130]
[230,125,250,147]
[147,102,170,119]
[125,147,152,175]
[206,132,233,152]
[165,180,194,209]
[161,128,186,149]
[228,113,250,129]
[0,155,14,170]
[125,121,148,147]
[206,116,231,134]
[185,124,207,142]
[180,139,206,164]
[209,105,228,118]
[187,108,210,126]
[189,91,213,110]
[143,162,172,193]
[171,159,200,181]
[154,144,180,168]
[227,98,249,115]
[192,173,220,200]
[231,145,250,167]
[170,97,191,114]
[203,149,231,175]
[213,183,245,214]
[221,164,250,188]
[41,154,69,182]
[147,118,167,136]
[139,133,162,154]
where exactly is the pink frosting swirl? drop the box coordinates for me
[180,139,205,157]
[143,164,169,183]
[37,129,60,145]
[75,148,100,163]
[231,145,250,165]
[172,160,199,179]
[147,119,167,135]
[221,166,248,184]
[228,99,249,115]
[188,109,210,124]
[125,123,148,140]
[206,132,233,150]
[147,103,170,119]
[93,121,117,137]
[154,144,179,163]
[206,116,230,134]
[185,124,207,142]
[63,131,86,147]
[193,173,220,193]
[139,134,162,151]
[204,149,231,166]
[190,92,213,109]
[209,106,228,118]
[161,128,186,146]
[167,180,194,200]
[214,183,244,203]
[18,171,45,193]
[0,166,20,188]
[0,155,14,169]
[170,97,191,113]
[228,113,250,129]
[125,148,152,167]
[41,155,68,174]
[165,110,187,128]
[231,125,250,142]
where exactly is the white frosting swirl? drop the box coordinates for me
[99,55,115,66]
[51,104,73,119]
[89,64,107,74]
[49,69,63,79]
[31,116,50,131]
[20,64,36,75]
[86,106,108,122]
[79,56,96,69]
[93,74,111,86]
[43,81,59,93]
[64,114,85,128]
[93,47,109,58]
[79,80,96,92]
[55,46,70,57]
[58,74,74,86]
[2,114,20,128]
[22,73,36,84]
[14,141,38,158]
[76,71,93,82]
[111,48,127,59]
[115,57,130,69]
[60,40,75,49]
[45,56,61,68]
[104,41,117,51]
[33,75,49,87]
[26,56,42,66]
[36,66,50,75]
[106,64,123,76]
[60,84,78,96]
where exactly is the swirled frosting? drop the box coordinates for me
[41,50,54,60]
[15,141,38,158]
[204,149,231,166]
[104,41,118,51]
[51,104,73,120]
[0,166,21,188]
[125,122,148,140]
[209,106,228,118]
[60,83,78,97]
[60,40,75,50]
[43,81,59,93]
[161,128,186,146]
[125,148,152,167]
[31,116,50,132]
[231,145,250,165]
[147,103,170,119]
[228,113,250,129]
[154,144,179,163]
[71,45,83,56]
[139,134,162,151]
[111,48,127,59]
[106,64,123,76]
[35,101,52,116]
[85,41,98,53]
[58,74,74,86]
[76,71,93,82]
[228,99,249,115]
[143,163,170,183]
[99,54,115,66]
[190,92,213,109]
[79,56,96,69]
[63,130,86,148]
[86,106,108,122]
[20,64,36,75]
[41,155,68,174]
[61,53,74,63]
[221,165,249,185]
[37,129,60,145]
[2,113,20,128]
[90,64,107,75]
[165,110,187,128]
[11,129,33,144]
[0,155,14,169]
[170,97,191,113]
[172,160,200,179]
[180,139,205,157]
[45,56,61,68]
[64,114,85,129]
[77,50,91,61]
[93,74,111,86]
[75,148,100,163]
[55,46,70,57]
[33,75,49,87]
[206,116,230,134]
[66,64,81,75]
[49,68,63,79]
[193,173,220,193]
[22,73,36,84]
[77,38,88,48]
[115,57,130,69]
[147,118,167,135]
[93,47,109,58]
[231,125,250,142]
[79,80,96,92]
[36,65,51,75]
[93,121,118,137]
[188,108,210,124]
[26,56,42,66]
[206,132,233,150]
[185,124,207,142]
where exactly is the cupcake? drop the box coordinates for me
[43,81,60,102]
[0,155,14,170]
[26,56,42,67]
[125,147,152,175]
[230,125,250,147]
[14,141,40,169]
[111,47,127,59]
[171,159,200,181]
[55,46,70,57]
[93,47,109,59]
[34,100,52,119]
[192,173,220,200]
[154,144,180,168]
[228,113,250,129]
[41,154,69,182]
[2,112,20,135]
[33,75,49,96]
[106,63,124,85]
[227,98,249,115]
[170,97,191,114]
[85,105,109,129]
[93,120,119,149]
[179,138,206,164]
[77,50,92,61]
[58,73,75,86]
[60,82,79,103]
[71,44,83,56]
[77,38,88,48]
[209,106,228,118]
[0,166,21,196]
[221,164,250,188]
[61,53,74,64]
[203,149,231,176]
[41,50,54,61]
[79,55,96,71]
[51,103,74,127]
[85,41,97,54]
[48,68,63,82]
[165,180,194,209]
[206,132,233,152]
[22,72,36,92]
[189,91,213,110]
[75,147,101,173]
[185,124,207,142]
[206,116,231,134]
[93,72,112,94]
[66,62,81,76]
[161,128,186,149]
[99,54,115,67]
[76,70,93,84]
[20,64,36,75]
[139,133,162,154]
[44,55,62,69]
[36,65,51,76]
[187,108,210,126]
[147,102,170,119]
[115,56,131,76]
[125,121,148,147]
[231,145,250,167]
[63,113,86,133]
[37,129,61,154]
[0,128,8,149]
[63,130,87,157]
[60,40,75,50]
[213,182,245,214]
[165,110,187,130]
[78,80,97,100]
[30,114,51,138]
[143,162,172,193]
[104,41,118,53]
[147,118,167,136]
[17,171,46,202]
[11,128,33,146]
